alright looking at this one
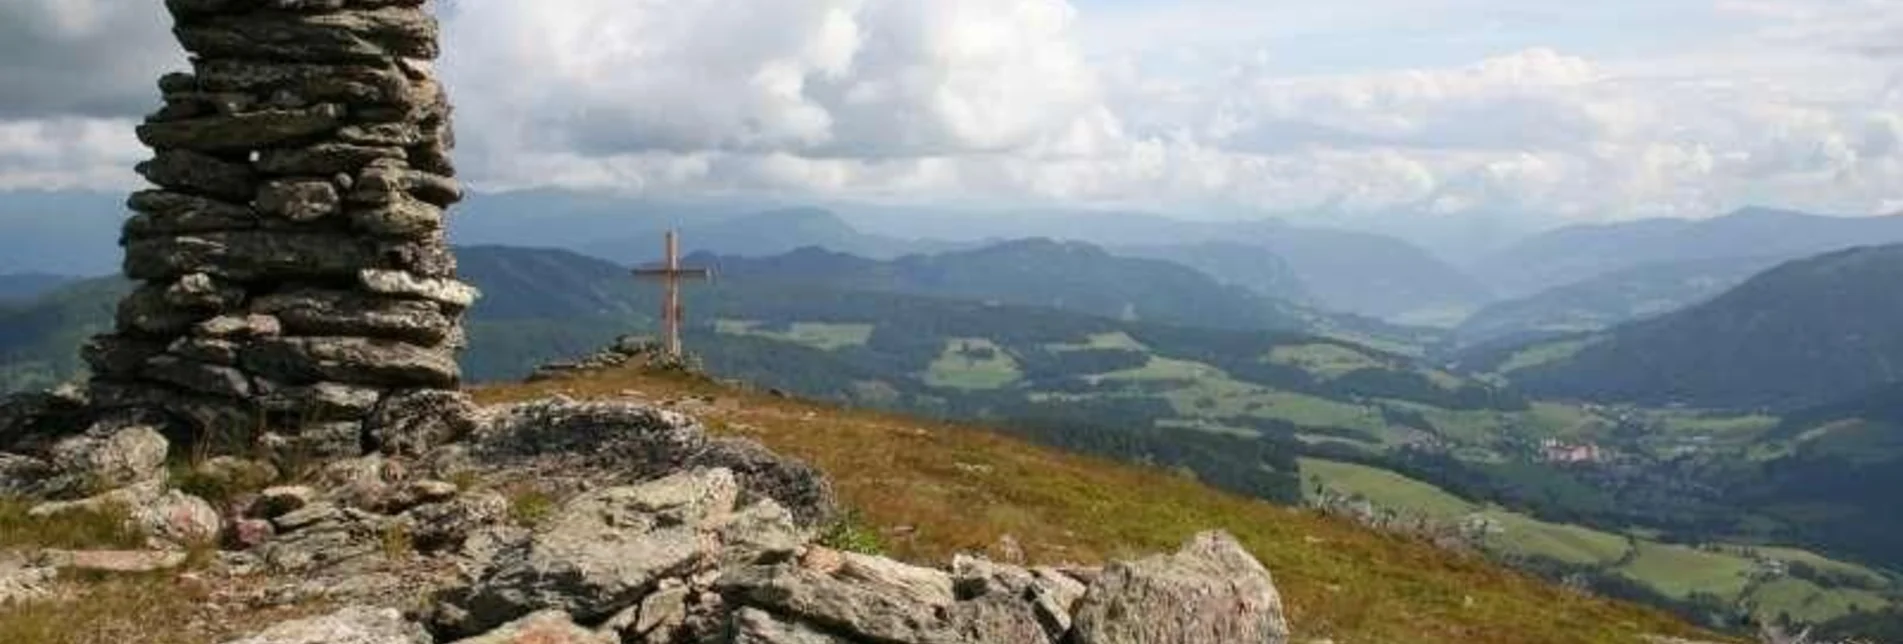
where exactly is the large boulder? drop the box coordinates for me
[220,605,431,644]
[1069,531,1290,644]
[447,610,613,644]
[0,388,91,456]
[44,421,171,497]
[436,469,749,636]
[473,400,836,527]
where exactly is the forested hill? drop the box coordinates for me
[1509,244,1903,410]
[692,239,1316,333]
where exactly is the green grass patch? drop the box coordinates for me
[1482,511,1633,567]
[1616,542,1757,600]
[1497,338,1593,374]
[924,338,1022,390]
[1745,577,1890,625]
[1266,343,1388,378]
[1300,458,1477,519]
[715,319,875,351]
[817,509,888,556]
[0,496,144,550]
[1047,332,1147,352]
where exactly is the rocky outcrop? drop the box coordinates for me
[85,0,476,458]
[1071,531,1291,644]
[220,606,431,644]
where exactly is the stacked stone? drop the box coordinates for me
[83,0,476,458]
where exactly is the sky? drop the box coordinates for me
[0,0,1898,225]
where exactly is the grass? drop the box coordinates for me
[1483,512,1633,567]
[476,365,1729,644]
[1301,457,1478,519]
[0,575,328,644]
[1617,543,1758,601]
[505,487,557,528]
[1497,338,1594,374]
[1046,332,1147,352]
[1267,343,1388,378]
[923,338,1021,390]
[716,319,876,351]
[0,496,145,550]
[817,509,888,556]
[1746,578,1891,625]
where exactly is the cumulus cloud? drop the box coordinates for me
[0,0,1897,223]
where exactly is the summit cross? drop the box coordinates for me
[633,230,714,359]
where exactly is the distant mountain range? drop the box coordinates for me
[1491,244,1903,411]
[0,273,81,302]
[1472,208,1903,299]
[1450,256,1782,348]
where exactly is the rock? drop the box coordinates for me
[125,190,259,238]
[259,381,385,419]
[220,605,431,644]
[729,607,854,644]
[1070,531,1290,644]
[0,552,56,604]
[39,549,189,574]
[136,104,346,151]
[358,269,478,308]
[192,58,419,108]
[0,388,89,457]
[197,314,284,339]
[115,285,204,336]
[713,498,805,568]
[136,148,257,201]
[257,142,407,176]
[401,490,505,552]
[952,556,1089,640]
[257,179,342,222]
[253,290,454,345]
[230,518,278,550]
[474,400,835,528]
[438,469,742,636]
[143,355,255,398]
[253,486,319,519]
[350,194,443,237]
[719,547,961,644]
[258,505,389,573]
[193,455,281,493]
[47,421,170,494]
[366,389,477,457]
[241,336,459,389]
[449,610,614,644]
[631,582,691,639]
[0,453,56,496]
[169,336,243,366]
[133,489,224,545]
[176,7,441,63]
[161,272,247,309]
[124,231,381,282]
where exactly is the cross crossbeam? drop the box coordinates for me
[632,230,713,359]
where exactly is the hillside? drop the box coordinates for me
[473,362,1722,644]
[698,239,1316,332]
[1474,208,1903,298]
[1115,241,1313,304]
[0,274,80,303]
[1505,244,1903,410]
[1451,256,1779,349]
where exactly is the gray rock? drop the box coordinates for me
[257,179,342,222]
[259,382,384,419]
[952,556,1089,639]
[350,194,443,238]
[440,469,742,636]
[124,231,381,282]
[0,388,90,456]
[115,284,205,336]
[197,314,285,339]
[729,608,855,644]
[258,505,389,573]
[0,453,56,496]
[39,549,190,574]
[358,269,478,308]
[191,58,421,108]
[125,190,259,238]
[258,142,407,176]
[161,272,247,310]
[448,610,614,644]
[169,336,243,366]
[254,290,453,345]
[136,149,257,201]
[719,547,961,644]
[241,336,459,388]
[366,389,477,457]
[136,104,345,151]
[85,336,174,381]
[133,489,224,545]
[47,421,170,493]
[474,400,836,528]
[220,605,431,644]
[0,552,56,605]
[176,7,440,63]
[1070,531,1290,644]
[143,355,255,398]
[401,490,505,552]
[254,485,320,519]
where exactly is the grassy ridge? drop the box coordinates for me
[476,366,1725,644]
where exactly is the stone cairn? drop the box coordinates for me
[83,0,477,458]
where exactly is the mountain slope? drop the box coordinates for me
[1114,241,1312,304]
[473,364,1719,644]
[579,207,955,264]
[1475,208,1903,298]
[699,239,1316,332]
[1510,244,1903,410]
[0,274,81,302]
[1452,256,1781,348]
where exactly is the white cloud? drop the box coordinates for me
[0,0,1897,223]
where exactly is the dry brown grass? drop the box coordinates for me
[477,366,1738,644]
[0,575,328,644]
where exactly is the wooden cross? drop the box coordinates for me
[632,230,713,359]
